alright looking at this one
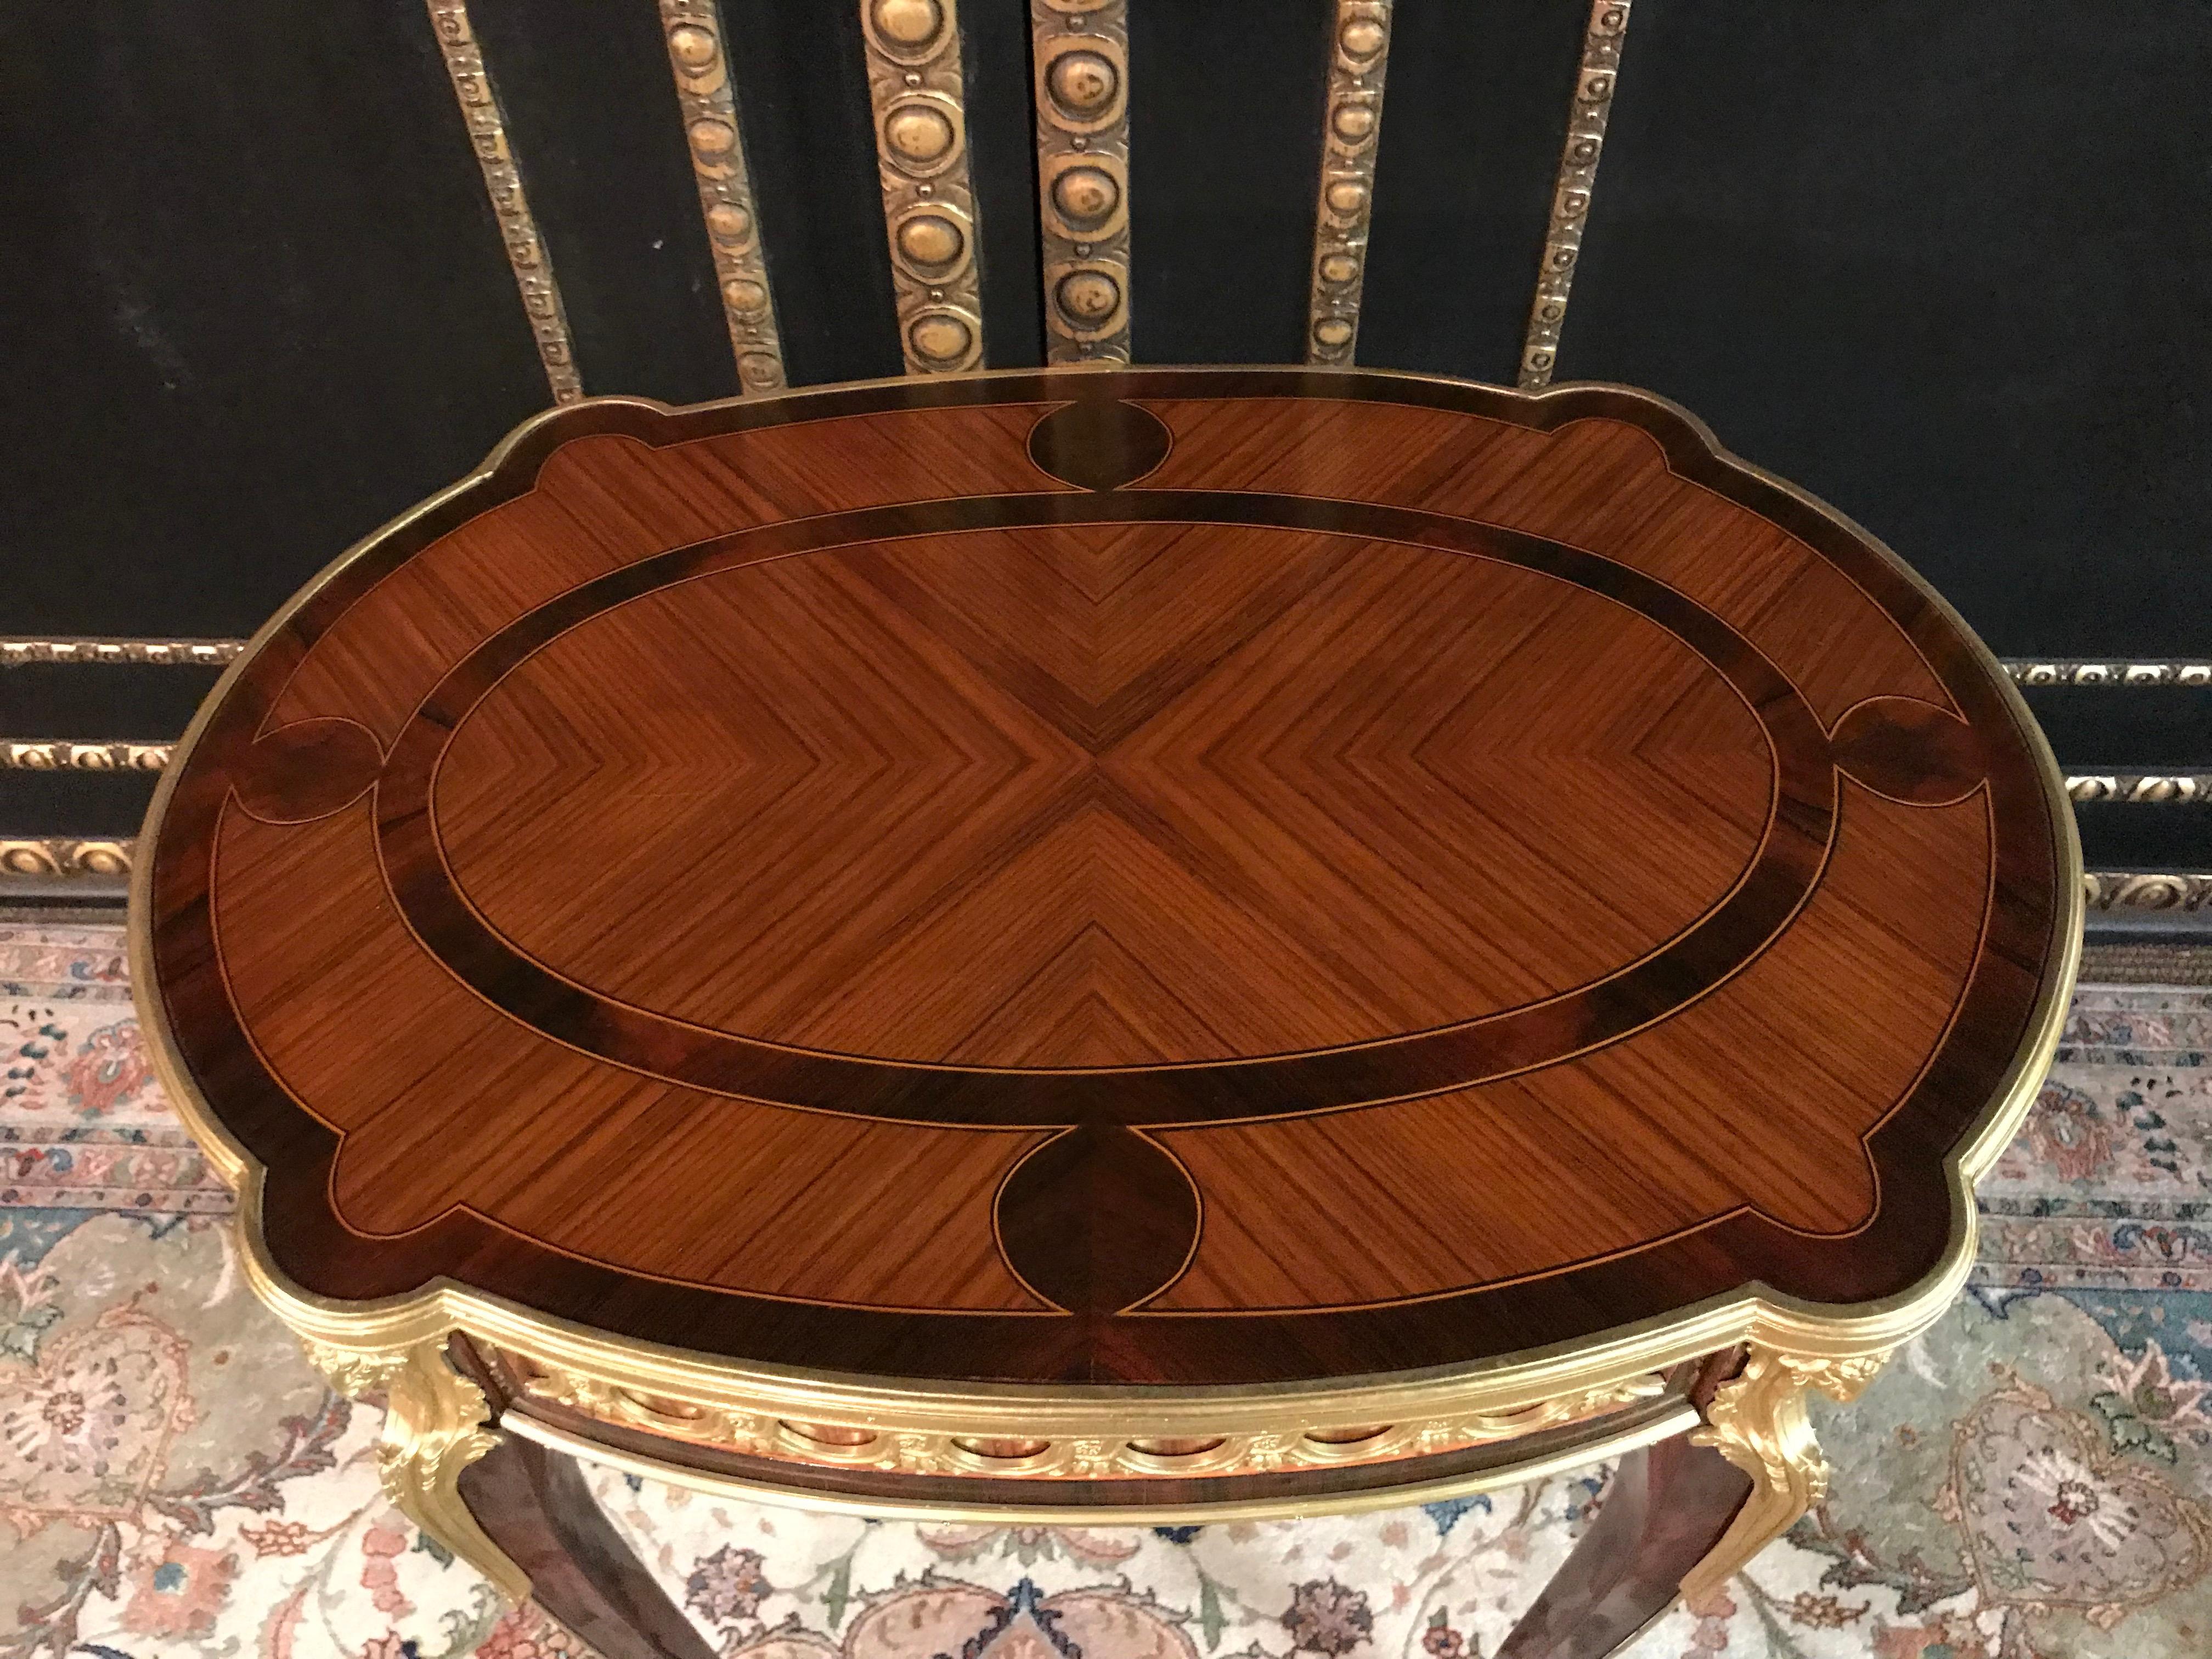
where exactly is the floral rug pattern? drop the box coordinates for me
[5,923,2211,1657]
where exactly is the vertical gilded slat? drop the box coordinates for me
[423,0,584,404]
[1031,0,1131,364]
[1306,3,1392,365]
[1518,0,1632,389]
[659,0,789,394]
[861,1,988,373]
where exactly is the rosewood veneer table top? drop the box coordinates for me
[137,366,2075,1438]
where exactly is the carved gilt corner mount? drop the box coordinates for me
[1680,1344,1890,1610]
[307,1336,529,1604]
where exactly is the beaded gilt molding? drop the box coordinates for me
[421,0,582,405]
[1,639,244,668]
[1305,2,1392,366]
[1519,1,1632,388]
[861,0,988,374]
[659,0,788,394]
[1031,0,1131,363]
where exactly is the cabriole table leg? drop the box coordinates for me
[456,1432,718,1659]
[1493,1435,1752,1658]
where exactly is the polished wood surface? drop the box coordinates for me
[146,369,2067,1386]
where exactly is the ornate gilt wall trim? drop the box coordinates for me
[1032,0,1131,364]
[2005,660,2212,686]
[1680,1346,1888,1610]
[1517,1,1632,389]
[3,741,173,772]
[0,839,134,879]
[422,0,583,406]
[2066,772,2212,804]
[2084,871,2212,912]
[1,639,244,668]
[507,1350,1666,1483]
[861,0,987,374]
[661,0,788,395]
[1306,3,1392,365]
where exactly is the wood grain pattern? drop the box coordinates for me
[145,370,2067,1386]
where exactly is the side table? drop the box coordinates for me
[134,368,2078,1658]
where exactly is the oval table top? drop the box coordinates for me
[138,368,2077,1408]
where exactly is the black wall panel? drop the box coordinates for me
[718,0,902,386]
[470,0,738,404]
[4,1,2208,873]
[0,0,550,640]
[0,772,162,840]
[964,0,1048,368]
[1565,0,2212,659]
[0,664,223,742]
[1357,0,1585,384]
[2076,803,2210,876]
[1126,0,1331,365]
[2023,687,2212,771]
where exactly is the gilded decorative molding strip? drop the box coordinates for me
[1032,0,1131,364]
[1,639,245,668]
[1306,3,1392,365]
[510,1351,1667,1483]
[2066,773,2212,804]
[1517,1,1632,389]
[0,839,135,879]
[861,0,987,374]
[422,0,583,406]
[661,0,788,394]
[2005,660,2212,687]
[2085,872,2212,912]
[3,741,173,772]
